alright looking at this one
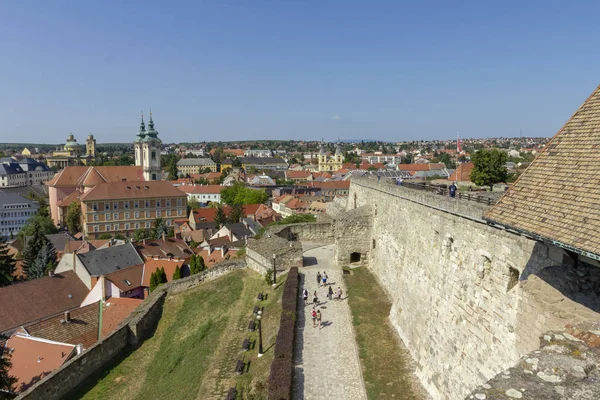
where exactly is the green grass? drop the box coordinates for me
[73,268,284,400]
[344,267,422,400]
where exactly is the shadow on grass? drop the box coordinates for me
[65,345,135,400]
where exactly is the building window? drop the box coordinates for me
[178,210,182,216]
[125,212,130,219]
[125,223,130,230]
[93,203,98,211]
[93,214,98,221]
[113,212,119,220]
[135,222,139,229]
[156,210,161,217]
[145,200,150,208]
[134,211,139,219]
[166,200,171,207]
[156,200,161,208]
[113,202,118,210]
[105,213,111,221]
[145,222,150,228]
[106,224,111,231]
[105,202,109,210]
[134,201,139,209]
[124,201,130,209]
[145,211,150,218]
[151,151,156,160]
[94,225,99,232]
[166,210,171,217]
[177,198,182,206]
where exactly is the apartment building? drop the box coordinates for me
[177,184,222,204]
[176,158,218,175]
[79,181,187,239]
[0,192,39,238]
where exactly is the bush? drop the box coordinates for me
[268,358,293,400]
[265,269,273,285]
[274,316,294,358]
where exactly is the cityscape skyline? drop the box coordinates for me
[1,1,599,143]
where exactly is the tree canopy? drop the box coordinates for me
[22,222,57,280]
[0,238,15,287]
[470,149,508,189]
[220,182,268,205]
[65,202,82,235]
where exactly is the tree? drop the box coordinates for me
[0,238,15,287]
[220,182,268,205]
[0,340,16,394]
[151,218,169,240]
[198,255,207,272]
[214,205,228,228]
[189,255,199,275]
[98,233,112,240]
[159,267,168,283]
[172,265,182,280]
[18,214,57,241]
[65,202,82,235]
[188,198,201,210]
[168,162,179,181]
[133,229,150,242]
[149,271,159,292]
[229,202,244,223]
[439,153,456,169]
[470,149,508,190]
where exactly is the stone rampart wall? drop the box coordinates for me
[17,260,247,400]
[269,222,334,243]
[246,237,302,275]
[347,177,600,400]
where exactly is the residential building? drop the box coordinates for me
[188,203,277,230]
[0,162,26,187]
[177,184,221,204]
[318,141,343,172]
[244,149,272,158]
[272,195,309,217]
[0,271,89,334]
[284,170,313,182]
[0,158,54,187]
[448,162,475,185]
[46,133,96,168]
[79,180,187,239]
[246,174,276,186]
[46,165,144,226]
[81,265,146,303]
[210,219,262,242]
[176,157,218,175]
[135,237,194,261]
[0,192,39,239]
[220,157,288,172]
[133,111,162,181]
[361,154,403,165]
[142,259,188,286]
[54,242,144,289]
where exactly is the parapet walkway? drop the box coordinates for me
[293,243,367,400]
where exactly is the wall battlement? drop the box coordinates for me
[342,177,600,400]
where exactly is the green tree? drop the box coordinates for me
[470,149,508,190]
[439,153,457,169]
[198,255,207,272]
[151,218,169,240]
[0,238,15,287]
[229,202,244,223]
[159,267,168,283]
[220,182,268,205]
[168,162,179,181]
[22,226,57,280]
[18,214,57,241]
[172,265,182,280]
[133,229,149,242]
[149,271,159,292]
[0,339,16,394]
[98,233,112,240]
[189,255,199,275]
[188,198,201,210]
[214,205,228,228]
[65,202,82,235]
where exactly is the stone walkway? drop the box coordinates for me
[293,243,367,400]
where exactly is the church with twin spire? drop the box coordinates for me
[134,111,162,181]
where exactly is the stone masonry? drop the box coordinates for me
[340,177,600,400]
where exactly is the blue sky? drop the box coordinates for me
[0,0,599,143]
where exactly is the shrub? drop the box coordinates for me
[274,317,294,358]
[265,269,273,285]
[268,357,293,400]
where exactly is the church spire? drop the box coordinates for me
[147,108,154,131]
[136,111,146,141]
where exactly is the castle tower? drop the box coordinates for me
[141,110,162,181]
[86,134,96,157]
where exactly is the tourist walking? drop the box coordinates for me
[316,271,322,287]
[316,309,323,330]
[336,287,342,301]
[328,286,333,301]
[303,288,309,305]
[313,290,319,305]
[449,182,457,198]
[322,272,328,286]
[311,307,317,328]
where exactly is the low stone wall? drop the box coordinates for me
[246,237,302,276]
[269,222,334,243]
[16,259,247,400]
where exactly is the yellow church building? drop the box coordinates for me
[46,134,96,168]
[318,141,343,172]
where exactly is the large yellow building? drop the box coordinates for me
[46,134,96,168]
[318,141,343,172]
[79,180,187,239]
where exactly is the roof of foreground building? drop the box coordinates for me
[485,85,600,257]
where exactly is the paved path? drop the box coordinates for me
[293,243,367,400]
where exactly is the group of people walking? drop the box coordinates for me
[302,271,344,330]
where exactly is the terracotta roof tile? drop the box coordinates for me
[101,298,143,338]
[24,302,99,348]
[485,85,600,256]
[448,162,474,182]
[142,259,186,287]
[0,271,89,333]
[105,264,144,292]
[80,180,186,201]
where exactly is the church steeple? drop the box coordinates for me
[137,111,146,141]
[144,109,160,141]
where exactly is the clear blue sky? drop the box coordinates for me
[1,0,598,144]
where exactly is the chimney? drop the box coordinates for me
[162,232,166,242]
[221,247,225,257]
[64,311,71,323]
[142,238,146,245]
[72,250,77,272]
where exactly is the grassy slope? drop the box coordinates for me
[74,268,284,400]
[344,267,423,400]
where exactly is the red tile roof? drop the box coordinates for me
[101,298,143,338]
[105,264,144,292]
[0,271,89,333]
[142,259,186,287]
[398,163,445,172]
[6,334,76,393]
[177,184,222,194]
[135,238,194,261]
[80,181,186,201]
[46,166,144,187]
[286,170,311,179]
[448,162,474,182]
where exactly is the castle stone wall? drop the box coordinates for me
[347,177,600,399]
